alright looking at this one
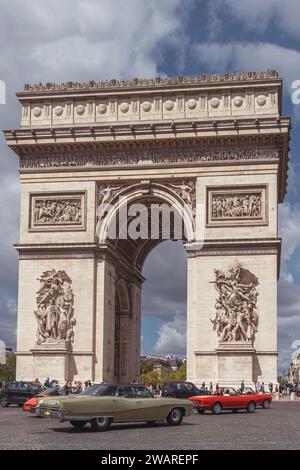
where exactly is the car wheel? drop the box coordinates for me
[90,417,112,432]
[197,409,205,414]
[262,399,270,409]
[247,401,256,413]
[0,396,9,408]
[212,402,222,415]
[166,408,183,426]
[69,420,87,429]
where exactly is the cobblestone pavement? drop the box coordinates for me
[1,401,300,450]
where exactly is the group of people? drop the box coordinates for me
[199,381,273,395]
[33,377,93,395]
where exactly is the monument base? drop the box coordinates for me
[31,341,74,384]
[216,341,256,388]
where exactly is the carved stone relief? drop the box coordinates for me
[207,186,266,226]
[34,269,75,346]
[19,146,279,170]
[211,261,259,344]
[30,193,86,230]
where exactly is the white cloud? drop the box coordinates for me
[0,0,193,85]
[279,202,300,266]
[193,41,300,89]
[220,0,300,39]
[154,316,186,355]
[0,0,194,348]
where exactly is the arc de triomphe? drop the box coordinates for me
[4,71,290,386]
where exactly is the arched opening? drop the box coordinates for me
[141,240,187,362]
[97,182,193,384]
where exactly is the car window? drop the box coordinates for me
[186,383,195,391]
[7,383,16,390]
[135,387,153,398]
[117,386,135,398]
[80,385,117,397]
[176,383,187,391]
[20,383,36,391]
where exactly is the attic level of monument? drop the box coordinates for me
[11,70,283,131]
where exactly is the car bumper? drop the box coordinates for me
[36,406,64,421]
[192,402,210,411]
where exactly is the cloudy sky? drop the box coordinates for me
[0,0,300,374]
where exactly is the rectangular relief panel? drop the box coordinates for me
[206,185,268,227]
[29,191,87,231]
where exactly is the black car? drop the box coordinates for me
[162,381,211,399]
[0,381,44,407]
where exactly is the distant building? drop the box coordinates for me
[142,354,185,373]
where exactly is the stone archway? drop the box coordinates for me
[98,181,193,384]
[5,71,290,387]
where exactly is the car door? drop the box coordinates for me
[17,383,33,404]
[134,387,164,420]
[22,384,39,403]
[11,382,24,404]
[6,383,19,403]
[112,386,140,422]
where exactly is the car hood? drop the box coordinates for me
[38,394,89,407]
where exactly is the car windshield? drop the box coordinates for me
[80,385,117,397]
[40,387,59,395]
[221,388,239,396]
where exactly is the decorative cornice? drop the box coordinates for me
[4,116,290,147]
[186,238,282,279]
[5,127,289,202]
[21,70,280,94]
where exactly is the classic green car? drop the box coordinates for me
[36,383,194,431]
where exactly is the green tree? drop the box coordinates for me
[140,359,153,374]
[173,363,187,381]
[0,353,16,384]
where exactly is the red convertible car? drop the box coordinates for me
[189,387,272,415]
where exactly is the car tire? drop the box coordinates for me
[212,402,222,415]
[90,417,112,432]
[166,408,183,426]
[69,420,87,429]
[247,401,256,413]
[197,409,205,414]
[262,399,270,409]
[0,396,9,408]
